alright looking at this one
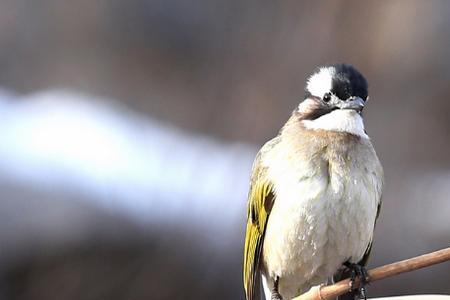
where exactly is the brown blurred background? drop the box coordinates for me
[0,1,449,299]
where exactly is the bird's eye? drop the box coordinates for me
[323,93,331,102]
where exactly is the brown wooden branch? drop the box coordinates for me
[293,247,450,300]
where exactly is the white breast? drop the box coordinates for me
[261,137,381,299]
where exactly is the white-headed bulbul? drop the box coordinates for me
[243,64,383,300]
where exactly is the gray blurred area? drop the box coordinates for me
[0,1,449,299]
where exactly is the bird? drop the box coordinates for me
[243,64,384,300]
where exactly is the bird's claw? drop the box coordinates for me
[271,276,283,300]
[271,291,283,300]
[345,262,370,300]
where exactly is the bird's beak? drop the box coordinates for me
[337,97,365,113]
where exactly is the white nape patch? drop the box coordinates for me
[302,109,369,138]
[306,67,335,97]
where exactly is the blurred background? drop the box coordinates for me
[0,1,449,299]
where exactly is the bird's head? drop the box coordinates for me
[293,64,370,138]
[299,64,368,119]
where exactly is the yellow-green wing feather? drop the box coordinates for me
[243,181,274,300]
[243,142,277,300]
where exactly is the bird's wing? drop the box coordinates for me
[243,147,276,300]
[358,200,382,266]
[358,154,384,266]
[334,197,382,300]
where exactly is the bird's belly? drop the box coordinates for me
[262,175,378,298]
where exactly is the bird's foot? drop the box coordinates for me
[271,276,283,300]
[271,290,283,300]
[344,262,370,300]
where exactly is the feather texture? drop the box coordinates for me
[243,139,279,300]
[243,112,383,300]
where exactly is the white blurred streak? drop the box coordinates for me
[0,89,255,236]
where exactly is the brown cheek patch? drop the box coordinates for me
[298,98,336,121]
[303,107,337,120]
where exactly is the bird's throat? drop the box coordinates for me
[301,110,368,138]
